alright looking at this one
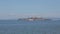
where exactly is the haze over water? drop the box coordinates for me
[0,0,60,34]
[0,0,60,19]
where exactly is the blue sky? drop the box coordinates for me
[0,0,60,19]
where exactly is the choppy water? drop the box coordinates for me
[0,20,60,34]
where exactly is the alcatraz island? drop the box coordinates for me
[18,17,51,21]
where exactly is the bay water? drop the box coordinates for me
[0,20,60,34]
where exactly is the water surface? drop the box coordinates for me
[0,20,60,34]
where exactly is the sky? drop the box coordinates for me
[0,0,60,19]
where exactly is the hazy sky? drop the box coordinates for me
[0,0,60,19]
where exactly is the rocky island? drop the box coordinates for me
[18,17,51,21]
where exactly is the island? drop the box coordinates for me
[18,17,52,21]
